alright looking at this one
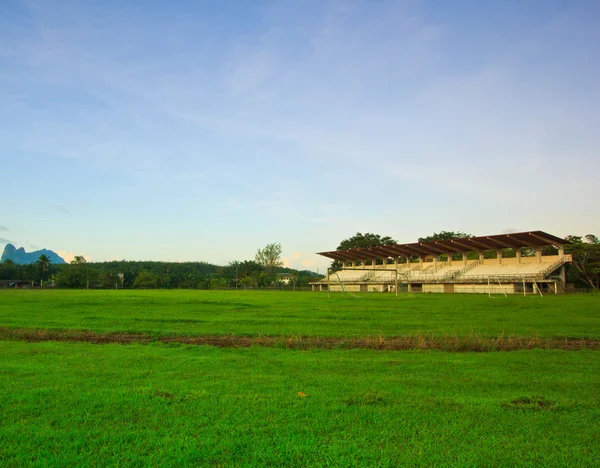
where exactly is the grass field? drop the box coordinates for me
[1,289,599,338]
[1,290,599,466]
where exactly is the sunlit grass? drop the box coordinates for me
[0,342,598,467]
[1,289,599,338]
[1,290,599,466]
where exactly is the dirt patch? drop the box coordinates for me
[0,327,598,352]
[503,396,558,411]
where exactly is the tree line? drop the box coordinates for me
[0,243,323,289]
[2,234,598,290]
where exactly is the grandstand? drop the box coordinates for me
[311,231,571,294]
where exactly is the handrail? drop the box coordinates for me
[540,255,572,277]
[444,260,481,279]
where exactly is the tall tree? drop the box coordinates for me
[565,234,600,289]
[336,232,397,250]
[332,233,397,270]
[36,254,52,286]
[417,231,472,243]
[255,243,283,271]
[418,231,474,260]
[71,255,89,289]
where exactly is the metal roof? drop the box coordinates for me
[317,231,568,262]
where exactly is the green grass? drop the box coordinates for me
[1,289,599,466]
[1,289,599,338]
[1,341,599,467]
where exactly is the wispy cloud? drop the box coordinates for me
[0,226,8,232]
[0,0,598,263]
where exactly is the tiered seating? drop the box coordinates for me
[461,262,549,279]
[324,257,566,285]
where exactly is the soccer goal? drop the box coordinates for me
[487,277,508,298]
[326,267,408,298]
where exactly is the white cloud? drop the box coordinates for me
[55,251,93,264]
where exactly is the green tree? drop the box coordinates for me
[132,271,160,289]
[240,275,258,289]
[417,231,472,243]
[418,231,473,260]
[0,259,19,280]
[71,256,90,289]
[565,234,600,289]
[99,271,117,289]
[36,254,52,286]
[332,233,397,270]
[255,243,283,272]
[337,233,397,250]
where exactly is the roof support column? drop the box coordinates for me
[536,248,542,264]
[559,265,567,288]
[463,253,468,265]
[516,249,521,264]
[479,252,485,262]
[497,250,503,264]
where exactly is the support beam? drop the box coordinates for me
[464,238,498,251]
[505,234,530,248]
[529,232,561,246]
[485,236,513,249]
[449,239,476,253]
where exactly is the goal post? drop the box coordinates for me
[326,267,406,297]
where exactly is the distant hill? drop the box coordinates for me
[1,244,66,265]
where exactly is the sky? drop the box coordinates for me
[1,0,599,271]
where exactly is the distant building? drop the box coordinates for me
[275,273,293,285]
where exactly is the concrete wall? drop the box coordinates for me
[454,284,516,294]
[423,284,445,293]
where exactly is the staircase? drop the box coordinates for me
[444,260,481,280]
[540,255,572,277]
[358,271,377,282]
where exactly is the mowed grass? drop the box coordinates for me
[1,289,600,338]
[0,341,599,467]
[1,290,599,466]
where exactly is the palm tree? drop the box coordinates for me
[36,254,52,287]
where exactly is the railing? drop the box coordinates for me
[540,255,572,277]
[444,260,481,279]
[418,261,448,274]
[433,261,449,273]
[358,271,377,282]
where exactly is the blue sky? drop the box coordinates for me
[1,0,599,271]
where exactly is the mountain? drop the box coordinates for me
[1,244,67,265]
